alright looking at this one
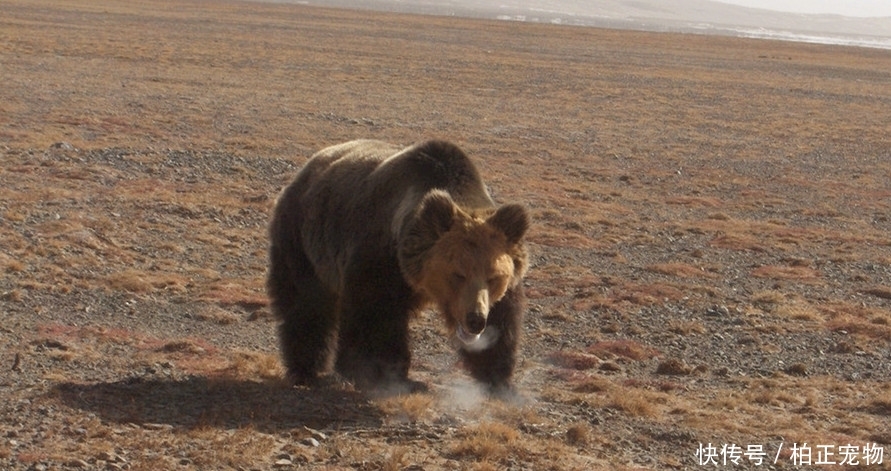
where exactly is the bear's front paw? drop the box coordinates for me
[485,382,526,404]
[365,378,429,398]
[286,370,326,388]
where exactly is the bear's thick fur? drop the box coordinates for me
[268,140,529,395]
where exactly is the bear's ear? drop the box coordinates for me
[398,191,457,285]
[487,204,529,245]
[417,190,457,238]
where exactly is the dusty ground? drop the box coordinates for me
[1,0,890,469]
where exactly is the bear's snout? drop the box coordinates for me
[465,311,487,335]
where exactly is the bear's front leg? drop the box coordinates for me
[459,284,525,398]
[334,264,427,395]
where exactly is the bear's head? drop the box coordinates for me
[399,190,529,346]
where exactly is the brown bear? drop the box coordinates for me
[267,139,529,396]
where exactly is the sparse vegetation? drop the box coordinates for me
[2,0,890,469]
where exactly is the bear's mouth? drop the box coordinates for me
[456,324,483,345]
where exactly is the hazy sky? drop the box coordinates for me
[716,0,891,17]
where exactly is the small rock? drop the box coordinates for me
[66,459,89,468]
[247,308,274,321]
[274,458,293,467]
[599,361,621,372]
[142,423,173,431]
[243,193,269,203]
[301,437,320,447]
[706,305,729,317]
[600,323,621,334]
[50,141,76,151]
[97,451,125,463]
[304,426,327,441]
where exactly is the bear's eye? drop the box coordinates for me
[451,273,467,284]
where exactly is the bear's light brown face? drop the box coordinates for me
[404,195,529,346]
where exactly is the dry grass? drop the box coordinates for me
[647,262,716,278]
[451,421,520,461]
[377,393,436,423]
[2,0,891,469]
[589,340,659,361]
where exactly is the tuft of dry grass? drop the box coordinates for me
[548,350,602,370]
[820,302,891,341]
[106,270,189,293]
[196,305,242,325]
[158,340,209,355]
[668,320,706,335]
[377,393,436,423]
[864,287,891,300]
[1,289,23,302]
[565,422,592,446]
[865,399,891,417]
[223,351,283,381]
[571,376,613,394]
[381,446,410,471]
[752,265,821,281]
[4,259,25,273]
[588,340,659,361]
[751,290,785,310]
[451,421,519,461]
[182,426,280,469]
[656,358,692,376]
[605,388,661,418]
[775,299,822,322]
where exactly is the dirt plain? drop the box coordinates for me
[1,0,890,469]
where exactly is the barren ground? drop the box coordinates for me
[1,0,890,470]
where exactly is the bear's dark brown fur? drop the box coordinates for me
[267,140,529,395]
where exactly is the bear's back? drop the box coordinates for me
[300,139,493,211]
[372,140,494,210]
[288,140,495,288]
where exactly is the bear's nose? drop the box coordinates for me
[465,312,486,335]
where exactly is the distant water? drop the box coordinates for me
[477,7,891,51]
[694,25,891,49]
[267,0,891,50]
[714,0,891,19]
[490,12,891,50]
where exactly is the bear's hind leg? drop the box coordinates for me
[276,289,338,385]
[268,235,338,386]
[460,284,525,398]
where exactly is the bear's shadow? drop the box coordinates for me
[52,376,383,432]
